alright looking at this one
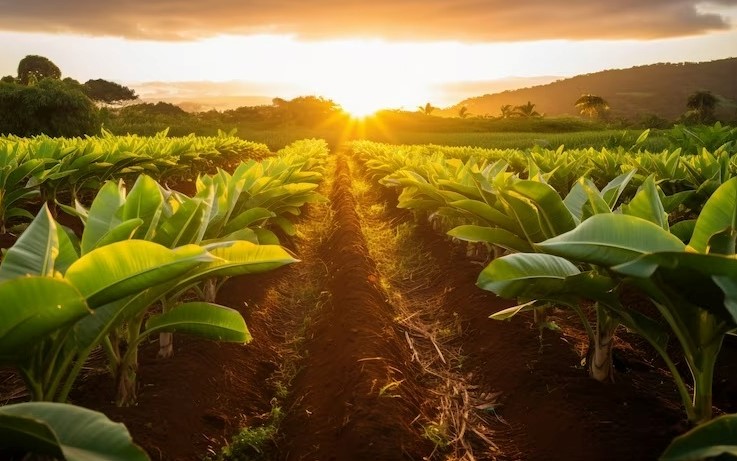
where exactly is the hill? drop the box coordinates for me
[445,58,737,120]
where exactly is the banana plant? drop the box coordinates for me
[474,172,639,381]
[0,205,216,401]
[660,414,737,460]
[536,178,737,423]
[0,402,149,461]
[57,176,299,400]
[0,144,48,232]
[0,204,294,407]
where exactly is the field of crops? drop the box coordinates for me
[2,127,737,461]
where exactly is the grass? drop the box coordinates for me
[359,129,670,151]
[212,405,282,461]
[231,126,671,152]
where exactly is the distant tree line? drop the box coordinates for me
[1,54,731,139]
[0,55,139,136]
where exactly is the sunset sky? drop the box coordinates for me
[1,0,736,114]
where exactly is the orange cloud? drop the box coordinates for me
[1,0,735,41]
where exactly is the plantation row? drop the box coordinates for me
[0,139,329,460]
[0,129,271,232]
[353,139,737,460]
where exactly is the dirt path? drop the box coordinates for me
[276,154,431,460]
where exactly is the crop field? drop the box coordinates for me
[2,126,737,461]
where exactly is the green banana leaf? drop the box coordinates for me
[660,414,737,461]
[537,214,685,267]
[65,241,213,308]
[0,205,60,280]
[144,302,250,343]
[448,225,533,253]
[477,252,580,299]
[0,402,149,461]
[0,277,88,359]
[80,180,125,255]
[689,176,737,253]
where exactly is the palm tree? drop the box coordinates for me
[686,90,718,124]
[513,101,541,118]
[575,94,609,119]
[418,102,436,115]
[499,104,513,119]
[458,106,469,119]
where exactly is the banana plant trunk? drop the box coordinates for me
[116,317,144,406]
[589,306,618,382]
[157,332,174,359]
[202,278,218,303]
[158,299,174,359]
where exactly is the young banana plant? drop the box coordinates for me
[0,205,217,403]
[474,171,638,381]
[2,198,297,407]
[535,177,737,423]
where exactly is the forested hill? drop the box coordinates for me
[445,58,737,120]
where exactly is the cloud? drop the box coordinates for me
[0,0,735,41]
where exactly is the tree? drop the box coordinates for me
[686,90,718,124]
[513,101,541,118]
[418,102,436,115]
[267,96,342,127]
[17,55,61,85]
[575,94,609,119]
[0,75,15,83]
[458,106,469,119]
[0,78,98,136]
[83,79,138,105]
[499,104,514,119]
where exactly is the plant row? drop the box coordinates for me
[354,140,737,460]
[354,130,736,211]
[0,128,272,232]
[0,139,329,460]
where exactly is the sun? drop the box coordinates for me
[326,80,433,118]
[302,39,435,118]
[338,97,384,118]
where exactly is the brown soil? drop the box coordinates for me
[0,232,17,250]
[276,155,432,460]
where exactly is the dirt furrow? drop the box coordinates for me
[277,154,431,461]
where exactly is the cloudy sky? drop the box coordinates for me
[1,0,736,112]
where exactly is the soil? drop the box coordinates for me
[3,148,736,461]
[275,155,432,461]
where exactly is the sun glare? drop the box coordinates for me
[318,73,434,117]
[295,39,436,116]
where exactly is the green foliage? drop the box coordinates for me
[0,79,98,137]
[575,94,609,119]
[660,414,737,461]
[0,402,149,461]
[685,90,719,125]
[667,122,737,154]
[17,55,61,85]
[84,79,138,105]
[0,130,271,230]
[513,101,541,118]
